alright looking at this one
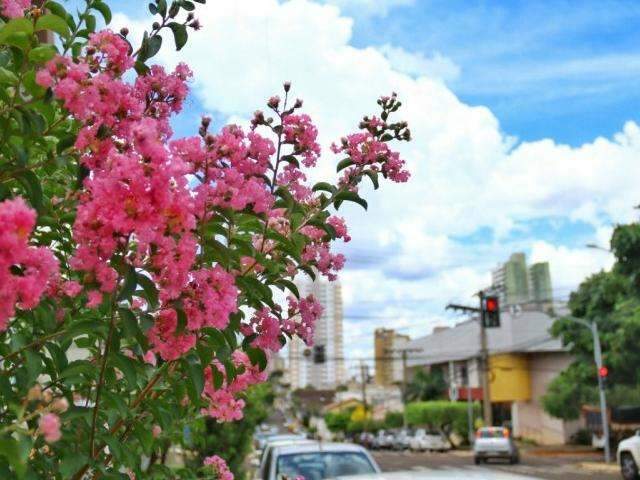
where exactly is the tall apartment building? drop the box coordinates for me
[288,277,345,390]
[374,328,410,386]
[491,252,552,307]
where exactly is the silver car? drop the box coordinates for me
[473,427,519,464]
[261,442,380,480]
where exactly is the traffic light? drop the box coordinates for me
[313,345,326,364]
[482,295,500,328]
[599,365,609,387]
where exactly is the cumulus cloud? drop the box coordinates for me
[323,0,415,17]
[112,0,640,358]
[378,44,461,82]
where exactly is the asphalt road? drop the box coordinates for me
[372,449,619,480]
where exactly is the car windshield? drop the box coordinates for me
[478,428,507,438]
[276,452,376,480]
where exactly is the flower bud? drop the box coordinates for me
[27,384,43,402]
[152,22,161,30]
[294,98,303,108]
[283,81,291,92]
[120,27,129,36]
[201,116,211,128]
[267,96,280,109]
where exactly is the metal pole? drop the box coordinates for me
[466,364,474,444]
[479,291,493,426]
[401,351,408,428]
[592,322,611,463]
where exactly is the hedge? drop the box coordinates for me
[405,401,481,437]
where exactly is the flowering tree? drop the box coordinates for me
[0,0,410,478]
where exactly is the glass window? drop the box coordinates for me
[276,452,376,480]
[478,428,507,438]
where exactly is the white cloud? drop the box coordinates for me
[323,0,415,17]
[112,0,640,359]
[378,44,460,82]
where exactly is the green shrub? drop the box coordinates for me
[405,401,480,438]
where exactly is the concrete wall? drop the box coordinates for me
[513,352,579,445]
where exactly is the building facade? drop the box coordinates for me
[405,309,579,445]
[374,328,410,386]
[492,252,552,307]
[288,278,345,390]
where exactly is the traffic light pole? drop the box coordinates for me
[478,291,493,427]
[563,316,610,463]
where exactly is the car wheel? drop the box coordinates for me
[621,453,640,480]
[509,454,519,465]
[474,457,481,465]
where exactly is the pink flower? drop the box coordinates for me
[282,114,321,167]
[39,413,61,443]
[0,0,30,18]
[86,291,103,309]
[204,455,234,480]
[62,280,83,297]
[143,350,157,366]
[0,198,59,331]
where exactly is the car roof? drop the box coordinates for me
[265,439,316,448]
[274,442,368,455]
[336,470,532,480]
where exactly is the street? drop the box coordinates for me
[372,449,619,480]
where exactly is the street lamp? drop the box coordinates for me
[585,243,611,252]
[562,315,611,463]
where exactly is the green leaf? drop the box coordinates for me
[364,169,379,189]
[28,45,57,63]
[146,34,162,59]
[246,347,267,371]
[0,18,34,44]
[184,356,204,403]
[60,360,95,380]
[167,22,188,50]
[136,273,159,309]
[35,14,71,39]
[334,190,368,210]
[175,307,188,334]
[92,1,112,24]
[14,170,43,212]
[84,13,96,33]
[336,157,355,172]
[0,66,18,85]
[157,0,168,17]
[117,265,137,302]
[119,308,140,339]
[312,182,335,194]
[275,279,300,299]
[111,353,137,389]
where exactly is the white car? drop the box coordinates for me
[473,427,519,464]
[255,433,307,452]
[372,430,394,450]
[260,442,380,480]
[618,430,640,480]
[409,429,450,452]
[336,470,536,480]
[254,438,317,480]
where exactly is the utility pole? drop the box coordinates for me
[465,365,474,444]
[446,290,494,427]
[554,315,611,463]
[387,347,421,427]
[478,291,493,426]
[359,360,368,429]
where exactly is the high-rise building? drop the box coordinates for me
[529,262,552,303]
[374,328,410,386]
[492,253,553,307]
[288,277,345,390]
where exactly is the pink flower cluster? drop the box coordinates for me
[284,295,323,346]
[0,0,29,18]
[204,455,234,480]
[39,413,61,443]
[331,132,409,183]
[201,351,267,421]
[0,198,59,331]
[283,114,321,167]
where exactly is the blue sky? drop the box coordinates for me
[101,0,639,367]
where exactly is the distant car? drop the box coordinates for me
[409,429,450,452]
[261,442,380,480]
[255,433,307,452]
[392,429,412,450]
[473,427,519,464]
[618,430,640,480]
[372,430,394,450]
[358,432,375,449]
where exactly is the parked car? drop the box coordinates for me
[253,438,317,480]
[357,432,376,449]
[335,470,534,480]
[409,428,450,452]
[618,430,640,480]
[473,427,519,464]
[261,442,380,480]
[392,429,412,450]
[255,433,307,452]
[372,430,394,450]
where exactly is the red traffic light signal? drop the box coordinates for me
[599,366,609,378]
[486,297,498,312]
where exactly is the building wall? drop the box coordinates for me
[513,352,580,444]
[375,329,410,386]
[489,353,531,402]
[288,278,344,390]
[529,262,552,303]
